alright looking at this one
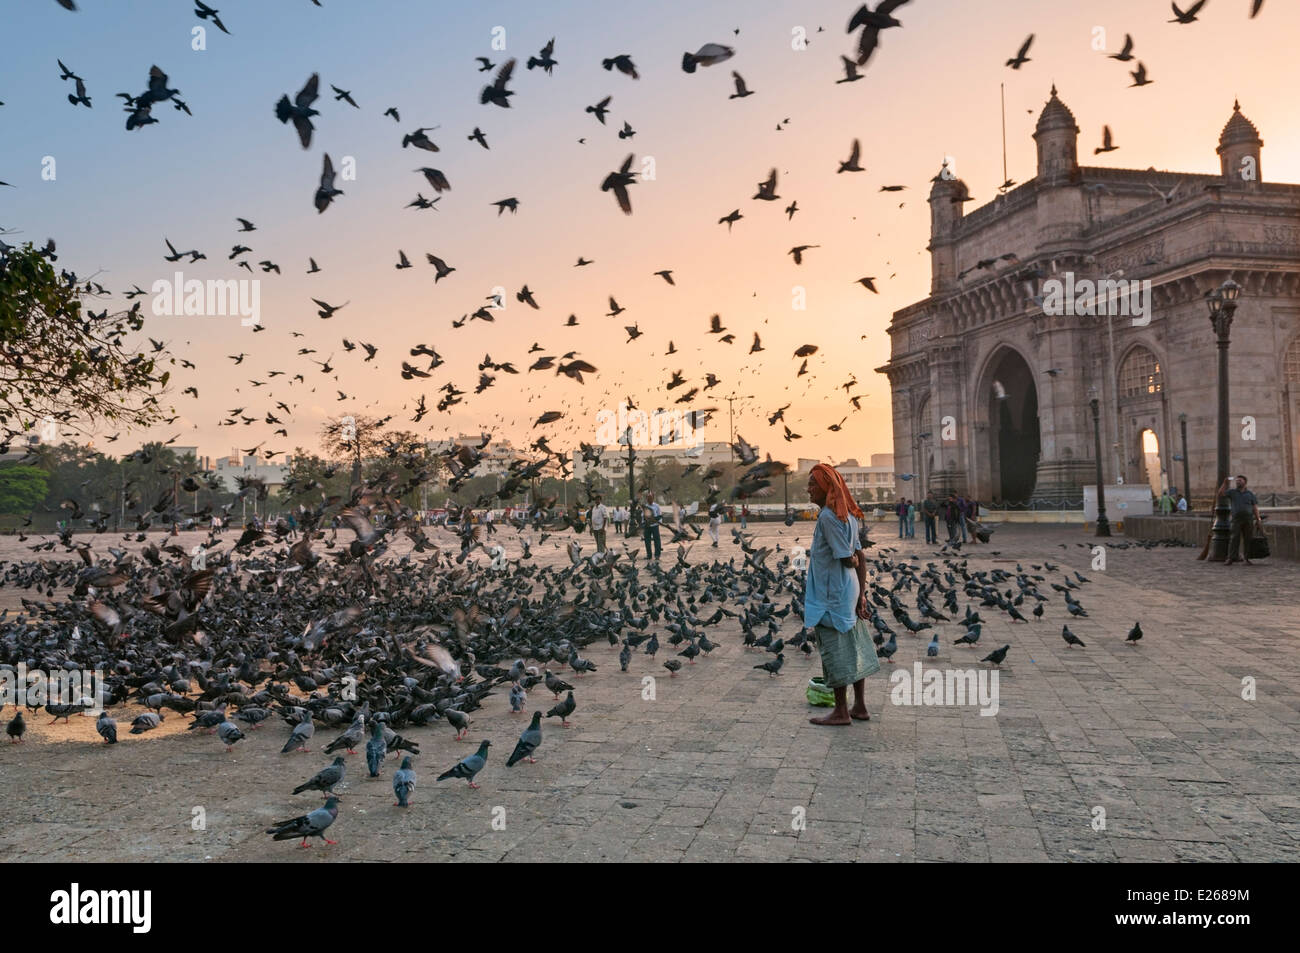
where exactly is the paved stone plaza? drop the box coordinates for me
[2,522,1298,863]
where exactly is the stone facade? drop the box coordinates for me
[876,90,1300,504]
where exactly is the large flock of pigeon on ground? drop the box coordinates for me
[2,488,1162,847]
[0,0,1230,848]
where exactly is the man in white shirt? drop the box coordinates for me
[1177,495,1188,514]
[708,503,721,547]
[589,494,609,554]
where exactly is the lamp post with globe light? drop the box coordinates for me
[1204,278,1241,561]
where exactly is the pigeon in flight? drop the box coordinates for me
[719,209,743,231]
[602,54,639,79]
[601,153,636,214]
[1129,61,1153,86]
[426,253,455,281]
[753,168,779,201]
[682,43,734,73]
[480,58,516,107]
[838,138,865,173]
[314,154,342,213]
[330,84,358,107]
[586,95,611,124]
[1168,1,1207,24]
[401,127,439,152]
[1006,34,1033,69]
[848,0,911,66]
[1108,34,1135,62]
[527,37,557,73]
[729,71,754,98]
[194,2,230,35]
[275,73,320,149]
[1095,125,1118,154]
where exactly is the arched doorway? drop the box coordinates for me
[1138,428,1164,498]
[985,348,1040,504]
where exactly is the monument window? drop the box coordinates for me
[1119,347,1162,398]
[1284,337,1300,384]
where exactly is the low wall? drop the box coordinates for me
[1124,515,1300,562]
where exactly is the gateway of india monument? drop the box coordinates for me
[876,87,1300,506]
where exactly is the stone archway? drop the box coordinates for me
[983,347,1040,504]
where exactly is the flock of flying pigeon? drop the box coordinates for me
[9,0,1272,468]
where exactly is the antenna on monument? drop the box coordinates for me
[1000,82,1008,190]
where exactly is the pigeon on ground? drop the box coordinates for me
[981,645,1010,667]
[6,709,24,743]
[282,711,314,753]
[506,712,543,766]
[293,756,346,796]
[324,715,364,754]
[217,720,244,751]
[619,642,632,671]
[365,719,387,778]
[393,757,417,807]
[544,670,573,698]
[445,708,470,740]
[877,633,897,663]
[954,624,981,646]
[266,797,339,848]
[1061,626,1086,648]
[437,740,491,788]
[926,633,939,657]
[129,712,161,734]
[96,712,117,744]
[1125,622,1143,646]
[546,690,576,727]
[754,653,784,677]
[509,682,526,713]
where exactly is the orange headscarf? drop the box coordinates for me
[811,463,864,522]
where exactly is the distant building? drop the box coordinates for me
[426,434,530,487]
[571,440,734,485]
[877,91,1300,503]
[213,452,291,493]
[796,453,896,503]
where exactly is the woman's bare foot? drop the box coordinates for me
[849,707,870,721]
[810,711,852,726]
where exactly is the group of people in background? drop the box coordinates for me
[895,492,981,545]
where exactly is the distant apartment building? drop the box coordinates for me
[426,434,530,486]
[796,453,896,503]
[213,452,291,493]
[571,440,735,484]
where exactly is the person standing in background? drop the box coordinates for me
[905,499,916,538]
[641,490,663,561]
[921,492,938,544]
[589,494,608,555]
[896,497,907,538]
[708,502,721,547]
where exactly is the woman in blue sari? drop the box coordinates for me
[805,463,879,726]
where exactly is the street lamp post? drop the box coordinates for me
[1178,412,1190,512]
[1205,279,1241,561]
[1089,387,1111,537]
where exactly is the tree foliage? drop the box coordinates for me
[0,464,48,514]
[0,242,171,452]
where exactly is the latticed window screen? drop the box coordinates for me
[1119,347,1162,398]
[1284,337,1300,384]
